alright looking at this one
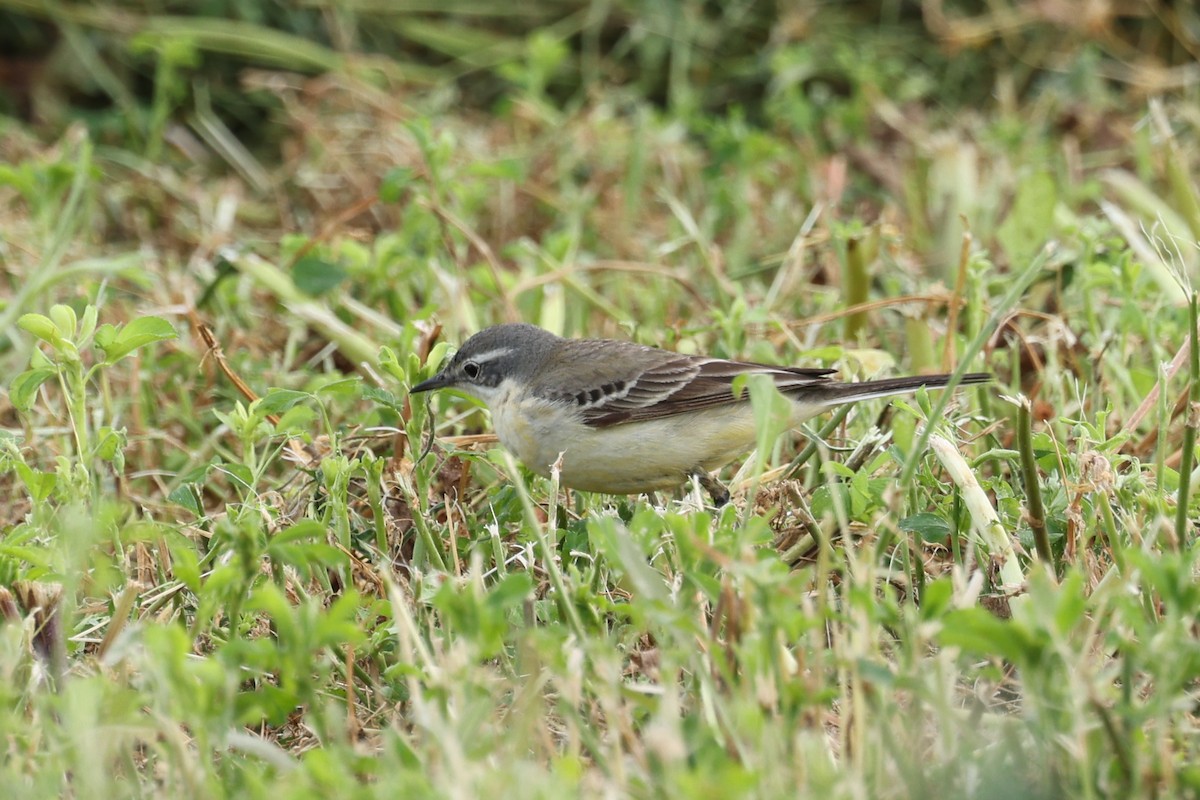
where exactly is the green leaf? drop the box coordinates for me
[165,532,201,591]
[116,315,177,348]
[376,346,404,382]
[99,316,177,364]
[467,158,524,181]
[78,304,98,342]
[919,578,954,619]
[938,608,1038,664]
[997,172,1057,267]
[271,519,326,545]
[0,543,54,570]
[1051,571,1086,635]
[178,459,217,484]
[363,385,403,413]
[93,323,118,350]
[95,426,127,462]
[167,484,202,516]
[899,512,952,543]
[823,462,857,480]
[257,389,310,415]
[10,368,57,412]
[379,167,414,203]
[316,377,360,398]
[249,583,292,633]
[49,304,77,338]
[856,657,895,687]
[269,543,345,579]
[292,256,346,297]
[222,463,255,491]
[241,684,298,727]
[14,462,56,503]
[29,348,53,369]
[17,314,61,345]
[275,405,316,434]
[0,163,35,194]
[741,373,793,455]
[488,572,534,611]
[424,341,452,372]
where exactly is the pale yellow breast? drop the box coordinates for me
[554,410,762,493]
[488,382,573,474]
[484,381,828,494]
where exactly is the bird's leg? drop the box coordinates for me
[689,469,730,508]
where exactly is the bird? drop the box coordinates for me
[410,323,989,505]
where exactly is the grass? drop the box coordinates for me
[2,3,1200,797]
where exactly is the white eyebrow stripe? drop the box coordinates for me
[463,346,515,364]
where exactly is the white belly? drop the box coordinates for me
[487,382,821,494]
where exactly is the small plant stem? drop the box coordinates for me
[900,246,1052,487]
[842,231,872,341]
[786,405,853,478]
[950,491,964,568]
[1017,397,1054,569]
[536,459,586,640]
[410,504,449,573]
[1097,493,1126,575]
[365,457,388,555]
[779,484,826,566]
[1155,361,1170,497]
[61,359,92,478]
[905,315,936,374]
[1174,292,1199,549]
[942,229,972,369]
[501,452,585,639]
[930,434,1025,601]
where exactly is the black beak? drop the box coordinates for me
[411,371,453,394]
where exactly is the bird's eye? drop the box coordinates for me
[462,360,482,380]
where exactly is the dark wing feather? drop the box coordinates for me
[529,338,835,428]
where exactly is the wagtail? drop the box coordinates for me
[411,323,989,504]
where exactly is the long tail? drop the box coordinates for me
[811,372,992,405]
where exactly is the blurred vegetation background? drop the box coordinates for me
[2,2,1200,798]
[4,0,1198,303]
[4,1,1196,165]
